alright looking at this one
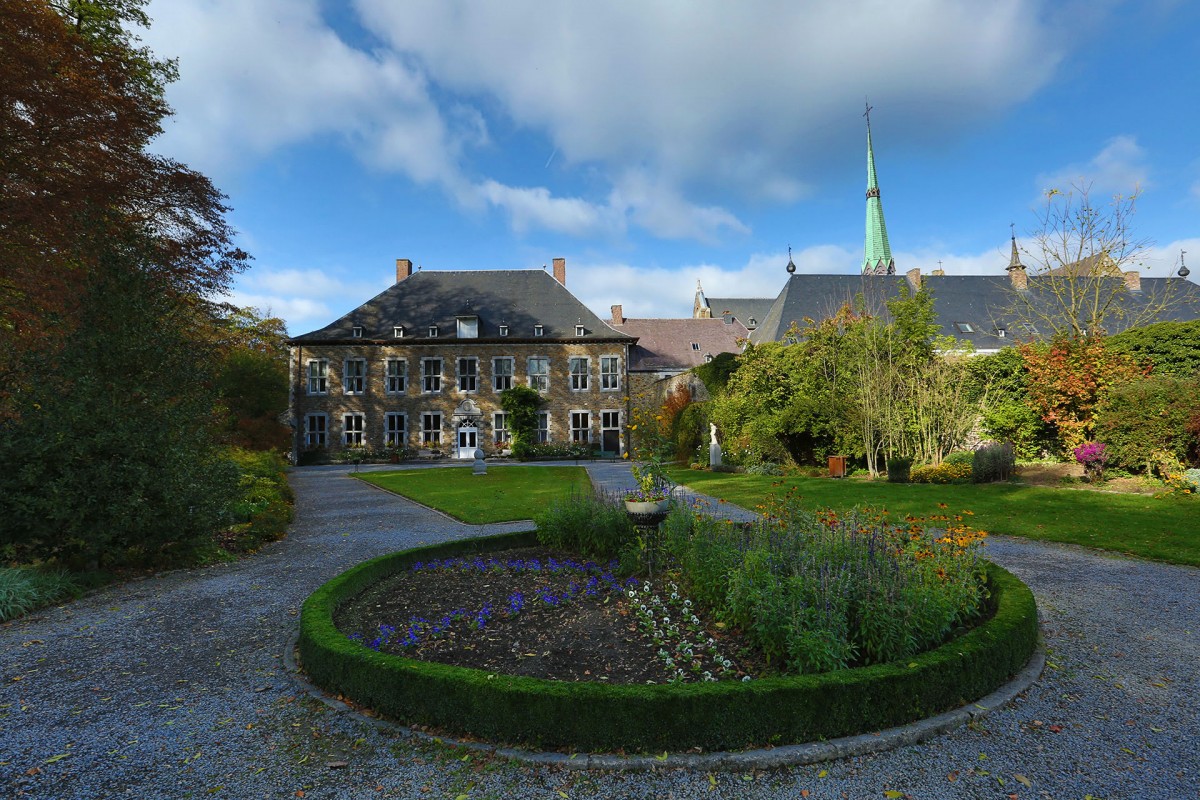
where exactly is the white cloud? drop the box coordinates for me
[143,0,1064,245]
[475,181,623,237]
[1036,135,1150,198]
[227,266,393,335]
[354,0,1062,195]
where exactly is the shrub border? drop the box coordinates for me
[298,531,1039,753]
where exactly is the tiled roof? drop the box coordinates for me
[612,317,748,371]
[289,270,635,343]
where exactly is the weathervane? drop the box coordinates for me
[1179,249,1190,279]
[786,245,796,274]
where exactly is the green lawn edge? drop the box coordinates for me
[666,467,1200,567]
[298,531,1039,753]
[355,466,592,524]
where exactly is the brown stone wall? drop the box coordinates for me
[289,341,631,457]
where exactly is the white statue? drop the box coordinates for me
[709,423,723,468]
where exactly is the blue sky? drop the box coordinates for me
[138,0,1200,336]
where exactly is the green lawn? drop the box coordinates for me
[358,466,591,524]
[665,467,1200,567]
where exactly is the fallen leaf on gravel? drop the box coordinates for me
[883,791,905,799]
[1048,724,1063,733]
[44,754,69,764]
[818,770,828,778]
[1014,773,1032,787]
[326,761,348,769]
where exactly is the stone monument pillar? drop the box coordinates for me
[472,447,487,476]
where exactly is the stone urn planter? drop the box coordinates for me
[623,498,670,515]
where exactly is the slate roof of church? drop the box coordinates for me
[290,269,635,343]
[704,298,776,330]
[749,273,1200,349]
[612,317,748,371]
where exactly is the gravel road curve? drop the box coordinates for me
[1,465,1196,799]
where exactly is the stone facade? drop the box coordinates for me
[290,340,632,459]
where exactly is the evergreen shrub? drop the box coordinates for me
[972,442,1016,483]
[886,456,913,483]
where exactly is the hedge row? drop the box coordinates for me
[298,531,1038,753]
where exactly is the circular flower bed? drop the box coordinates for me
[298,530,1039,753]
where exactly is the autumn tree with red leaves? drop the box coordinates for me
[1018,337,1147,453]
[0,0,246,415]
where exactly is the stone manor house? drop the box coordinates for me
[288,258,636,460]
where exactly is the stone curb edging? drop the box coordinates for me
[283,631,1045,771]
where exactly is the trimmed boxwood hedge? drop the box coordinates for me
[298,531,1038,753]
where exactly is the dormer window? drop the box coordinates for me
[456,316,478,339]
[691,342,701,351]
[499,324,509,337]
[996,328,1007,338]
[393,326,405,338]
[705,353,714,363]
[575,324,585,336]
[352,326,363,338]
[748,317,757,327]
[533,324,544,337]
[429,325,439,338]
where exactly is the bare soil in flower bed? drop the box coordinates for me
[332,546,760,684]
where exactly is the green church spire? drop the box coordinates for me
[862,104,895,275]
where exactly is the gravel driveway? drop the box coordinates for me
[1,466,1196,799]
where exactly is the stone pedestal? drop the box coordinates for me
[471,448,487,475]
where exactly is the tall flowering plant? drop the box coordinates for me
[624,397,675,502]
[1073,441,1108,481]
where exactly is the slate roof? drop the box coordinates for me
[612,317,748,372]
[289,270,635,344]
[748,273,1200,349]
[704,298,776,330]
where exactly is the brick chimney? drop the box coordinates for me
[552,257,566,286]
[905,267,922,292]
[610,304,624,325]
[1123,270,1142,292]
[396,258,412,283]
[1010,268,1028,292]
[931,268,945,276]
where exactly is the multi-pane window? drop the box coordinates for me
[421,358,442,393]
[600,356,620,390]
[421,412,442,445]
[537,412,550,443]
[385,359,407,393]
[304,413,327,447]
[570,411,591,443]
[343,358,367,394]
[457,317,478,338]
[458,357,478,392]
[343,413,365,446]
[493,413,510,445]
[307,360,328,395]
[528,357,549,392]
[493,357,514,391]
[569,357,589,391]
[385,412,406,448]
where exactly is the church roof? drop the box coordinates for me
[290,269,634,343]
[748,272,1200,349]
[703,297,775,330]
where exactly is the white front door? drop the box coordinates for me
[457,425,478,459]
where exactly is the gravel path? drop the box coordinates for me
[1,466,1196,799]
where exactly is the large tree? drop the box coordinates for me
[1006,184,1181,340]
[0,0,246,416]
[0,0,249,566]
